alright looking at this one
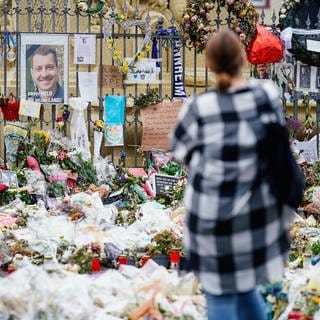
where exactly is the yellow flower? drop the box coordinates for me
[119,15,125,22]
[107,38,114,49]
[95,120,104,128]
[32,130,50,144]
[113,50,122,58]
[312,296,320,304]
[145,45,151,52]
[137,51,145,61]
[120,61,129,73]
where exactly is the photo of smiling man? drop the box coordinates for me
[21,34,68,104]
[28,45,64,103]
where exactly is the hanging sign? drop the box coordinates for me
[140,100,182,151]
[101,65,123,89]
[19,99,41,118]
[104,124,124,146]
[74,34,96,65]
[172,39,187,98]
[105,95,126,125]
[125,58,160,84]
[153,27,186,98]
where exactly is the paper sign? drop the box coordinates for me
[126,58,160,84]
[151,173,178,196]
[296,140,318,163]
[105,95,126,125]
[78,72,98,102]
[307,39,320,53]
[19,99,41,118]
[101,65,123,89]
[0,170,18,187]
[105,124,124,146]
[140,101,182,151]
[74,34,96,64]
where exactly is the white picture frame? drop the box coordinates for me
[296,62,319,92]
[20,33,69,104]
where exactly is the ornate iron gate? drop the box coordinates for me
[0,1,302,166]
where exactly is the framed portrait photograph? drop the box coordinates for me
[296,62,319,92]
[317,67,320,89]
[251,0,270,8]
[296,62,311,90]
[20,34,68,104]
[0,170,18,187]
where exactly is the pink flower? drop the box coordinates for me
[56,116,63,122]
[227,0,235,4]
[239,33,246,41]
[50,175,66,183]
[56,152,70,161]
[191,15,198,23]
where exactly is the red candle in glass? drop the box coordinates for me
[7,263,16,274]
[141,255,150,267]
[118,256,127,265]
[288,310,303,320]
[91,258,101,272]
[169,251,180,264]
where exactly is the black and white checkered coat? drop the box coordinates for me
[170,80,293,295]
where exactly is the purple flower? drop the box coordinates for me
[191,15,198,23]
[286,117,303,133]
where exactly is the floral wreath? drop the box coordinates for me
[76,0,105,14]
[181,0,259,53]
[279,0,301,30]
[105,15,152,74]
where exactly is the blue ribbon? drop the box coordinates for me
[2,32,16,47]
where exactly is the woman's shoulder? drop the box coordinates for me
[249,79,280,100]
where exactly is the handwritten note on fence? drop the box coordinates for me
[140,101,182,151]
[101,65,123,89]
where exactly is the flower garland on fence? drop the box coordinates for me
[105,15,152,74]
[76,0,105,14]
[181,0,259,53]
[279,0,301,30]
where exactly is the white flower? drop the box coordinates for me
[281,8,287,13]
[280,14,286,19]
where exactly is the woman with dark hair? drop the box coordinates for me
[170,30,294,320]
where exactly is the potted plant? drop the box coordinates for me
[145,229,183,268]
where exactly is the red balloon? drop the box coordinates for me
[246,24,284,64]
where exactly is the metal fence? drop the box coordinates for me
[0,1,317,166]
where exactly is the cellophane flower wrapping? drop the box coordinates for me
[69,97,91,161]
[3,122,29,170]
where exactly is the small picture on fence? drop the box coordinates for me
[20,34,69,104]
[317,67,320,89]
[298,64,311,89]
